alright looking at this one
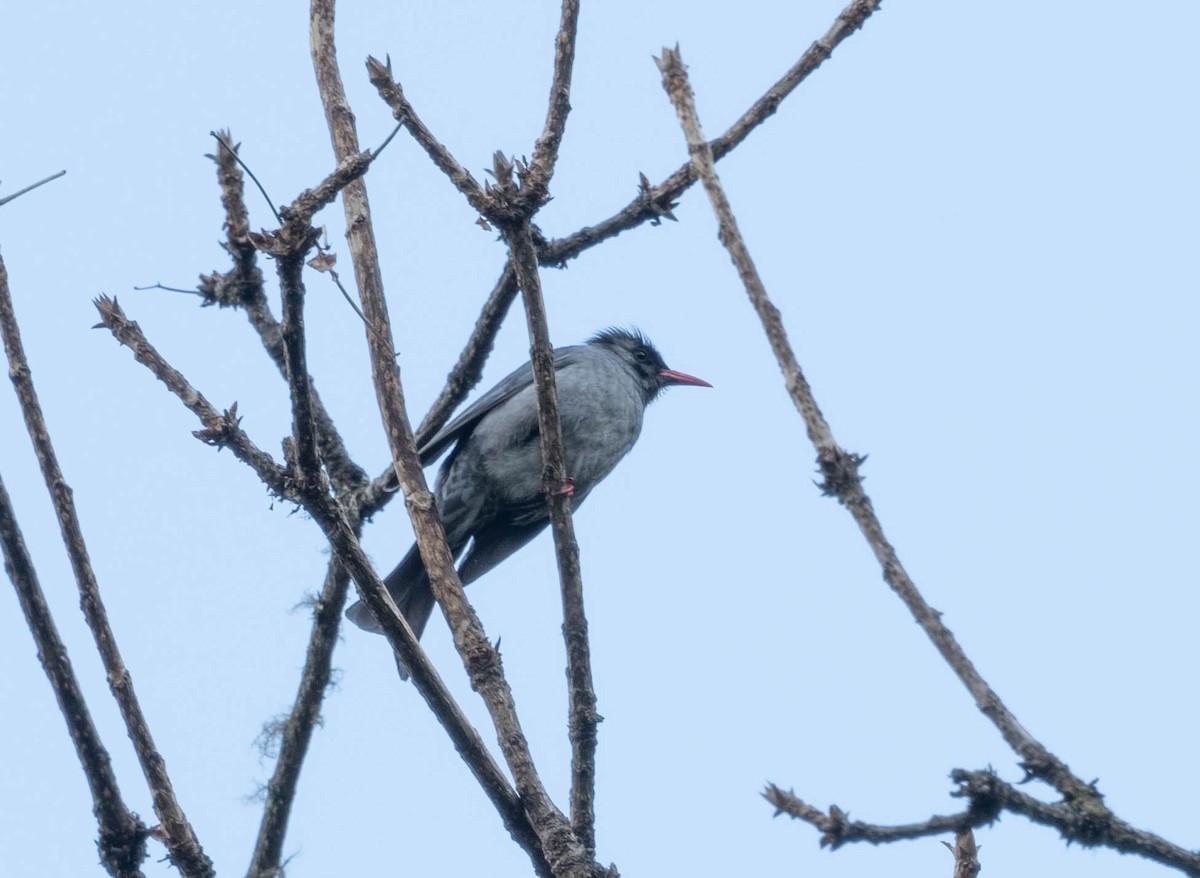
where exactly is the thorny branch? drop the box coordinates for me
[658,42,1200,878]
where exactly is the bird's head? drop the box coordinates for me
[588,327,712,403]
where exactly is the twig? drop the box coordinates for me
[540,0,885,267]
[656,47,836,451]
[246,559,352,878]
[388,0,888,448]
[310,3,574,874]
[210,131,283,225]
[0,169,66,207]
[415,262,520,444]
[521,0,581,210]
[505,221,597,854]
[0,266,213,877]
[200,135,369,497]
[0,472,148,878]
[277,251,324,486]
[950,770,1200,876]
[94,296,296,501]
[365,54,490,215]
[202,130,267,311]
[358,262,520,517]
[355,0,886,517]
[660,43,1200,877]
[764,785,982,849]
[95,285,544,877]
[946,827,981,878]
[133,283,203,296]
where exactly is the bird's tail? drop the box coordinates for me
[344,544,437,641]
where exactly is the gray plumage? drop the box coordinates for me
[345,328,710,648]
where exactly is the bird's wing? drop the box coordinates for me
[417,346,585,465]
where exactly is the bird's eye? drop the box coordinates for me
[634,348,648,361]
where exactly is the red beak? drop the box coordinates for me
[660,368,712,388]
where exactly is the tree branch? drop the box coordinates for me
[659,42,1200,877]
[540,0,885,267]
[947,827,981,878]
[505,221,597,854]
[764,784,982,849]
[354,0,888,524]
[94,297,296,501]
[521,0,581,210]
[310,3,588,874]
[0,170,66,207]
[200,131,370,498]
[96,284,547,877]
[246,559,351,878]
[0,465,148,878]
[357,261,521,517]
[0,268,212,876]
[365,54,490,215]
[951,770,1200,876]
[414,261,520,446]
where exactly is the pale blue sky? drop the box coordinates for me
[2,2,1197,876]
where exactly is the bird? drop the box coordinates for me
[345,328,710,657]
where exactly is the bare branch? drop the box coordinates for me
[0,269,212,876]
[358,262,521,518]
[521,0,581,210]
[0,469,148,878]
[353,3,887,512]
[246,560,351,878]
[276,253,325,488]
[947,827,981,878]
[540,0,884,267]
[0,170,66,207]
[951,770,1200,876]
[99,281,347,872]
[311,4,586,874]
[764,785,980,849]
[96,275,540,877]
[659,43,1200,877]
[366,54,490,215]
[415,262,520,444]
[284,149,374,228]
[202,131,268,310]
[656,46,835,451]
[199,134,370,497]
[208,130,282,225]
[94,296,296,501]
[505,221,597,853]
